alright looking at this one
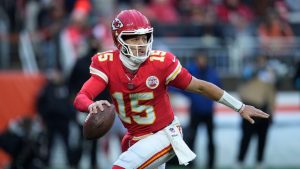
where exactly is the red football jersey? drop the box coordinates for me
[90,49,192,136]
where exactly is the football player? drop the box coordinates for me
[74,9,269,169]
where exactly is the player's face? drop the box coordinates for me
[124,35,148,57]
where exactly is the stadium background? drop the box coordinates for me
[0,0,300,169]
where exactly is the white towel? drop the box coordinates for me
[164,118,196,166]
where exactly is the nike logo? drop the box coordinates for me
[172,57,176,62]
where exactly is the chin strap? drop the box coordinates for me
[119,53,148,71]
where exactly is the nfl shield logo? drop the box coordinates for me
[146,76,159,89]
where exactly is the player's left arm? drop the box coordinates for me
[185,77,269,124]
[162,51,268,124]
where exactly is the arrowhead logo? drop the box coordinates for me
[112,18,123,30]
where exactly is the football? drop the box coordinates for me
[83,104,116,140]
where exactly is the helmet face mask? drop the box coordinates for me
[118,29,153,61]
[111,10,153,64]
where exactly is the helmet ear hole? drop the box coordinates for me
[121,46,129,56]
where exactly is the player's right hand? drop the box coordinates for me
[88,100,111,114]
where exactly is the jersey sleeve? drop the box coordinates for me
[164,52,192,89]
[89,53,109,84]
[73,76,107,112]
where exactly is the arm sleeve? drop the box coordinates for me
[73,76,107,112]
[163,52,192,89]
[169,67,192,89]
[90,54,109,83]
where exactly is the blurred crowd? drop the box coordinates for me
[0,0,299,75]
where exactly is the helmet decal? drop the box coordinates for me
[112,18,123,30]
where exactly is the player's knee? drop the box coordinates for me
[112,165,125,169]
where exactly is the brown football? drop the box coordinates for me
[83,104,116,140]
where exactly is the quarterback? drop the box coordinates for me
[74,9,269,169]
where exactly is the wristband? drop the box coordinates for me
[218,91,244,112]
[238,104,246,113]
